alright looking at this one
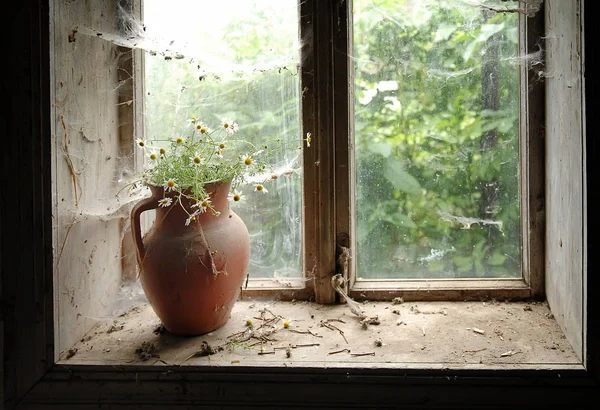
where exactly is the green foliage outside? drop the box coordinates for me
[354,0,521,279]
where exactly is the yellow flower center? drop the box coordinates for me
[256,185,263,191]
[176,137,183,144]
[201,200,209,207]
[150,153,157,160]
[219,143,225,149]
[244,157,252,166]
[138,141,145,147]
[167,180,175,188]
[200,127,207,134]
[233,194,241,202]
[191,116,197,123]
[160,148,166,154]
[196,124,202,130]
[223,122,229,129]
[193,156,201,164]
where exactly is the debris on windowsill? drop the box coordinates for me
[106,324,124,334]
[467,327,486,335]
[410,306,448,315]
[331,274,380,329]
[392,297,404,305]
[65,348,78,359]
[328,348,351,355]
[135,341,159,361]
[523,305,533,311]
[374,338,383,347]
[500,350,521,358]
[153,324,166,334]
[351,352,375,357]
[320,319,349,344]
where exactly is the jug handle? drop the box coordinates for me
[131,196,158,263]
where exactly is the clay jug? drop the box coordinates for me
[130,181,250,335]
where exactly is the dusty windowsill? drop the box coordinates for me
[59,299,580,370]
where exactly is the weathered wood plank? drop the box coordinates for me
[544,0,585,361]
[301,0,337,303]
[51,0,125,354]
[520,1,546,298]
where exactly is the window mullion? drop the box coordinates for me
[333,0,354,293]
[519,4,545,297]
[301,0,337,303]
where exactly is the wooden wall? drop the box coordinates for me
[51,0,124,355]
[544,0,585,360]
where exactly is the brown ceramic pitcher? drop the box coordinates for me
[130,181,250,336]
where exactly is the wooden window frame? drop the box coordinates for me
[2,0,598,408]
[243,0,546,302]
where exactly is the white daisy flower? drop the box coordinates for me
[221,119,239,134]
[190,154,202,166]
[163,178,178,192]
[185,210,200,226]
[241,155,253,166]
[254,184,268,194]
[195,121,209,134]
[135,138,147,149]
[157,197,172,208]
[192,197,212,213]
[227,189,246,207]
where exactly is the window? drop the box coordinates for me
[137,0,544,304]
[47,0,584,373]
[3,0,594,407]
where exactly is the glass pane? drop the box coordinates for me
[353,0,521,279]
[144,0,303,280]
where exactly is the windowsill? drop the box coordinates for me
[58,299,580,370]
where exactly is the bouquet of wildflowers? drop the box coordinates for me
[128,116,310,224]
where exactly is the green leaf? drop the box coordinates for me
[434,23,457,42]
[383,159,422,195]
[379,212,417,229]
[368,141,393,158]
[487,251,507,266]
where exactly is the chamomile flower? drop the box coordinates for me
[176,137,184,144]
[228,189,246,206]
[157,197,173,208]
[190,116,198,124]
[185,210,200,226]
[135,138,147,149]
[254,184,268,194]
[221,119,238,134]
[190,154,202,166]
[163,178,178,192]
[148,151,158,161]
[215,150,224,159]
[192,197,212,213]
[241,155,253,166]
[195,121,209,134]
[159,147,167,155]
[305,132,312,147]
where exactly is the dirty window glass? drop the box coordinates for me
[353,0,521,279]
[143,0,303,280]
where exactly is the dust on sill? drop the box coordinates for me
[59,299,580,369]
